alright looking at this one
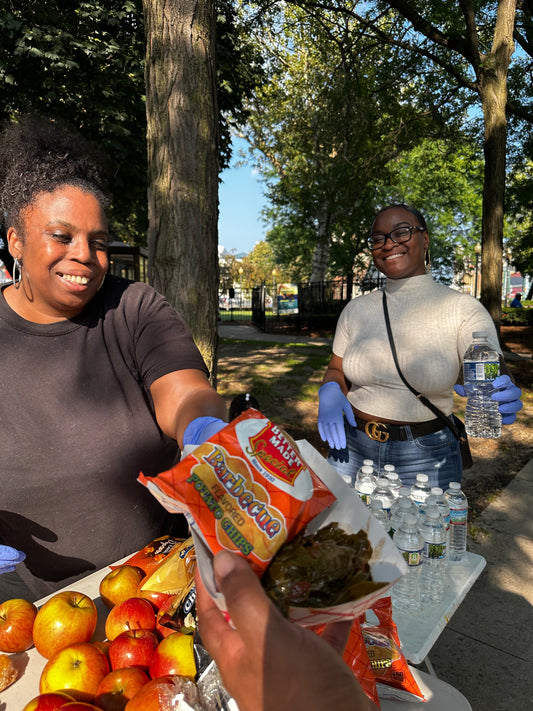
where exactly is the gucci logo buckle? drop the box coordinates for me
[364,421,390,442]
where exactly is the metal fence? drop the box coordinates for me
[219,274,386,333]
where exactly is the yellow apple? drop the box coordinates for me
[39,642,109,703]
[99,566,145,609]
[33,591,98,660]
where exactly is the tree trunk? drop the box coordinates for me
[478,0,516,335]
[143,0,219,381]
[310,205,332,282]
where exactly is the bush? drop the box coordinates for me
[501,306,533,326]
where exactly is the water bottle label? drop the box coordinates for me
[450,507,467,525]
[423,541,447,560]
[463,360,500,382]
[398,548,423,567]
[358,492,371,506]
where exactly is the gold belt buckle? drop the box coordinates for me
[364,420,390,442]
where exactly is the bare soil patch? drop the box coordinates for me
[217,326,533,523]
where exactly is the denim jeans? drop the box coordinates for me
[327,419,462,490]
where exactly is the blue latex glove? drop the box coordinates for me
[454,377,522,425]
[317,381,356,450]
[491,374,523,424]
[0,545,25,574]
[183,416,227,446]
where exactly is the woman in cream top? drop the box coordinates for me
[317,204,521,489]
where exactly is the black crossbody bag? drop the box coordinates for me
[382,291,473,470]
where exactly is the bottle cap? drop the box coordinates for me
[472,331,488,339]
[449,481,461,490]
[431,487,443,495]
[416,473,429,482]
[361,466,374,475]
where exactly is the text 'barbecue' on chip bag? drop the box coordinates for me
[138,409,337,576]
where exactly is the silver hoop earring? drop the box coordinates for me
[12,258,22,288]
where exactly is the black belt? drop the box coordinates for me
[352,415,445,442]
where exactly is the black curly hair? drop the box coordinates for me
[0,114,112,236]
[372,204,428,231]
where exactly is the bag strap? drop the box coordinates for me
[382,291,464,441]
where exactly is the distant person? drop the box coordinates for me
[510,293,523,308]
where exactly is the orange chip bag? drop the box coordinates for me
[112,535,186,576]
[138,409,336,576]
[361,596,424,702]
[313,619,380,708]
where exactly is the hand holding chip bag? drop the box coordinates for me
[139,409,336,576]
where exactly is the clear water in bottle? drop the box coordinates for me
[430,486,451,550]
[410,473,431,507]
[385,471,402,499]
[444,481,468,561]
[369,497,390,528]
[369,477,394,514]
[388,497,413,538]
[463,331,502,438]
[392,513,424,614]
[354,465,377,506]
[420,507,447,604]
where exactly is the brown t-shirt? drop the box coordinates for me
[0,275,208,599]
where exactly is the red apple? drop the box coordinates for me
[124,676,199,711]
[21,691,76,711]
[33,591,97,659]
[104,598,156,642]
[99,566,145,609]
[0,597,38,652]
[39,642,110,703]
[136,584,173,612]
[95,667,150,711]
[109,628,158,671]
[148,631,196,680]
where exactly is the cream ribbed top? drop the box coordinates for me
[333,274,501,421]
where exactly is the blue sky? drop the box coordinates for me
[218,138,267,255]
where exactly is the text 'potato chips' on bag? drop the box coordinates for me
[139,409,336,575]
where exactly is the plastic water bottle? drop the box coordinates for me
[430,487,451,549]
[354,465,377,506]
[369,497,389,529]
[363,459,378,476]
[369,477,394,515]
[392,513,424,614]
[388,497,413,538]
[385,471,402,499]
[410,473,431,507]
[420,507,447,604]
[444,482,468,561]
[463,331,502,438]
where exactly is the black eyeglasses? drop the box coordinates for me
[367,225,425,251]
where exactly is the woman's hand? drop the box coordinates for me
[491,374,523,424]
[196,551,376,711]
[0,545,25,574]
[454,375,522,425]
[318,381,356,450]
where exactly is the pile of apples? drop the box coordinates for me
[0,564,197,710]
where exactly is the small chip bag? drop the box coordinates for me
[111,535,186,576]
[138,409,336,576]
[361,596,424,702]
